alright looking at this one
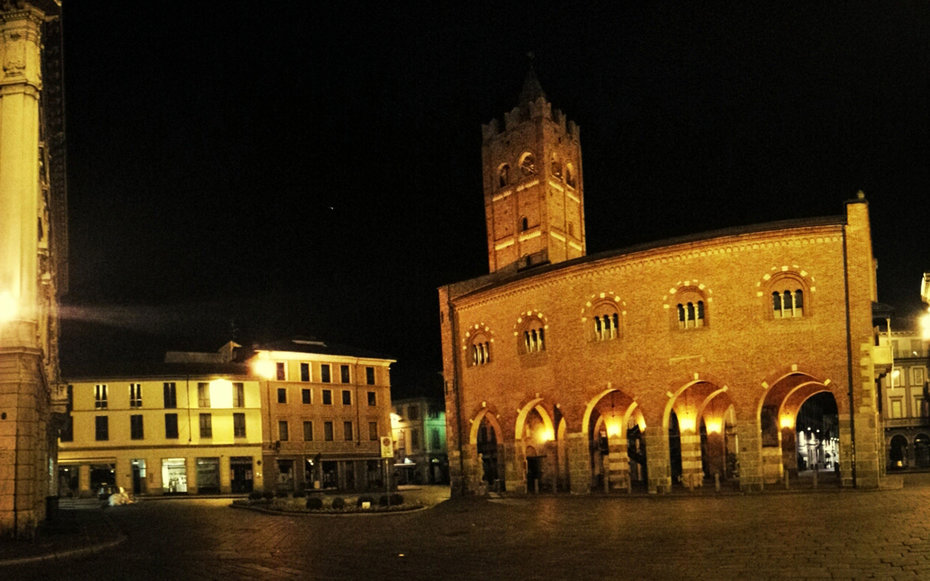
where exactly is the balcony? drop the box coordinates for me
[884,417,930,429]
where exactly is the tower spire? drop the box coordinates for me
[517,52,546,105]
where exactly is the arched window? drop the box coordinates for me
[565,163,576,188]
[768,274,809,319]
[518,313,547,354]
[498,164,510,188]
[550,153,561,178]
[674,288,707,329]
[591,304,621,342]
[469,334,491,366]
[519,152,536,176]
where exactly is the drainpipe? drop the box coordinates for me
[446,288,466,496]
[842,227,857,486]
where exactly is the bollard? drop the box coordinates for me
[686,473,693,491]
[784,471,789,490]
[714,472,720,492]
[627,478,632,494]
[813,468,818,489]
[533,479,539,494]
[603,474,609,493]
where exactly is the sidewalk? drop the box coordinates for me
[0,498,125,567]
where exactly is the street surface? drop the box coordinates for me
[10,479,930,580]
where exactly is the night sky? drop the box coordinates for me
[58,3,930,396]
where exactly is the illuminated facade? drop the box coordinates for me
[252,339,394,492]
[391,397,448,485]
[59,344,264,496]
[439,73,889,495]
[881,331,929,469]
[0,1,69,537]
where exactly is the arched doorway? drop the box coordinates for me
[795,392,839,475]
[475,414,502,491]
[584,389,642,492]
[888,434,909,469]
[665,379,734,489]
[520,406,554,493]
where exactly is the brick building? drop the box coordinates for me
[439,72,889,495]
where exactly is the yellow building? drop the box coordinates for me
[251,339,395,493]
[59,343,263,496]
[390,397,449,485]
[0,1,69,537]
[881,330,930,469]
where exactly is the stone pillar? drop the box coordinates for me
[504,442,525,494]
[78,464,90,498]
[0,2,57,539]
[219,456,231,494]
[679,431,703,489]
[736,424,763,492]
[566,432,591,494]
[644,430,670,494]
[780,427,797,480]
[605,435,629,491]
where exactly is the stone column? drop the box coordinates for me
[736,423,763,492]
[605,435,629,491]
[644,430,670,494]
[565,432,591,494]
[504,442,525,494]
[0,2,56,539]
[219,456,231,494]
[679,430,703,489]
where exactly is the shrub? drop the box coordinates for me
[306,496,323,510]
[390,493,404,506]
[356,495,375,507]
[378,495,389,507]
[331,497,346,510]
[248,491,263,501]
[274,491,289,499]
[293,490,307,498]
[262,491,274,500]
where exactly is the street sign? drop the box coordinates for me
[380,436,393,458]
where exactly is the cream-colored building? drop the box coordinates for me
[0,1,69,537]
[391,397,448,485]
[59,344,264,496]
[251,339,395,492]
[881,330,930,469]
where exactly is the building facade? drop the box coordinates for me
[0,1,69,537]
[881,331,930,469]
[391,397,448,485]
[59,345,264,497]
[252,339,394,493]
[439,73,889,496]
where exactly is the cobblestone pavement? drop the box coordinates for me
[6,479,930,580]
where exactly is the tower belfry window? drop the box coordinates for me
[521,216,529,231]
[520,152,536,176]
[499,164,510,188]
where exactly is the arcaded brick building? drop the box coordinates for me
[439,71,889,495]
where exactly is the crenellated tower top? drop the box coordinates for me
[480,66,585,274]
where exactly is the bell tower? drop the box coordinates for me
[481,67,585,274]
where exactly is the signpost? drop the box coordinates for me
[380,436,393,506]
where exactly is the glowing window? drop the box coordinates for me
[94,384,108,409]
[498,164,510,188]
[565,163,576,188]
[674,288,707,330]
[550,153,561,178]
[469,332,491,367]
[519,152,536,176]
[768,274,808,319]
[592,304,621,342]
[522,321,546,354]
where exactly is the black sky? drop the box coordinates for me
[58,3,930,396]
